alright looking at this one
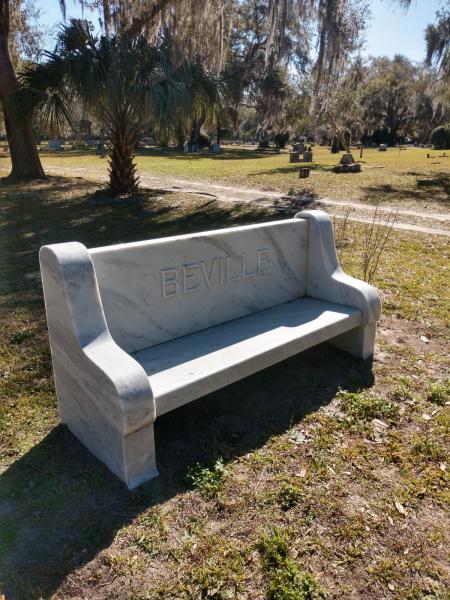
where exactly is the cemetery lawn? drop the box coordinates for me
[1,144,450,212]
[0,176,449,599]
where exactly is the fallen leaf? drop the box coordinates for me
[422,413,431,421]
[388,582,395,591]
[387,515,394,525]
[439,463,446,472]
[394,498,407,516]
[372,418,389,429]
[420,335,429,343]
[296,466,308,478]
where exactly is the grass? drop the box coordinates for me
[0,175,448,599]
[1,144,449,210]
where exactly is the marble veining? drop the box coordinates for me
[39,210,381,489]
[90,219,308,353]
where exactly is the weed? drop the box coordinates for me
[9,329,33,344]
[427,381,450,406]
[412,435,447,463]
[268,561,324,600]
[338,390,399,423]
[391,377,414,402]
[368,558,401,584]
[259,529,326,600]
[278,482,304,511]
[186,457,228,499]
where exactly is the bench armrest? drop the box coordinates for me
[40,242,155,434]
[295,210,381,325]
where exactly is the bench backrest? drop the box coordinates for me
[90,218,308,353]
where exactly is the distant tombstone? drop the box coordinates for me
[211,142,221,154]
[333,163,361,174]
[289,152,300,163]
[292,143,305,153]
[379,144,388,151]
[298,167,310,178]
[303,150,313,162]
[48,139,62,150]
[184,143,199,153]
[86,139,100,147]
[340,153,355,165]
[3,145,9,152]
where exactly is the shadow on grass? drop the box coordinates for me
[0,176,375,598]
[136,146,284,160]
[248,163,332,177]
[1,346,374,598]
[362,172,450,205]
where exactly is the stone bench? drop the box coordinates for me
[40,210,381,489]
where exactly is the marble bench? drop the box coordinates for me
[40,210,381,489]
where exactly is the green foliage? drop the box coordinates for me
[412,435,447,463]
[9,329,33,344]
[259,528,290,571]
[278,482,304,511]
[186,457,227,499]
[197,132,211,148]
[258,529,325,600]
[338,390,399,423]
[427,381,450,406]
[430,125,450,149]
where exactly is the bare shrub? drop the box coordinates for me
[333,207,353,261]
[362,207,398,283]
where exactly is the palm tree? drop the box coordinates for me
[20,20,220,195]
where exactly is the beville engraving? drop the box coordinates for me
[160,249,271,298]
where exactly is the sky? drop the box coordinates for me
[38,0,446,64]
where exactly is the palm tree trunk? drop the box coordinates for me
[0,0,44,180]
[108,129,139,195]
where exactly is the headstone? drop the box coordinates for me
[292,143,305,153]
[48,139,62,150]
[298,167,310,178]
[303,150,313,162]
[379,144,388,151]
[39,213,381,489]
[340,153,355,165]
[333,163,361,174]
[211,142,221,154]
[289,152,300,163]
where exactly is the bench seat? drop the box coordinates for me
[134,298,362,417]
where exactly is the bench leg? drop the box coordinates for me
[329,323,376,360]
[122,422,159,490]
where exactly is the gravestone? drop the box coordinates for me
[211,142,221,154]
[340,153,355,165]
[289,152,300,163]
[292,143,305,153]
[40,211,381,488]
[299,167,310,178]
[379,144,388,151]
[48,139,62,150]
[303,150,313,162]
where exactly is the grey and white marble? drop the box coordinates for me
[39,210,381,489]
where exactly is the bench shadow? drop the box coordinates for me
[1,344,374,598]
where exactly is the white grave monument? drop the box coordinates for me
[40,210,381,489]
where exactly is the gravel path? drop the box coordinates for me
[47,165,450,237]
